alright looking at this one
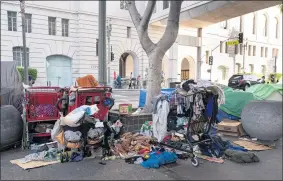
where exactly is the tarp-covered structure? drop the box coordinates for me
[1,61,24,113]
[219,84,282,118]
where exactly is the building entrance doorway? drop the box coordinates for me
[119,52,139,78]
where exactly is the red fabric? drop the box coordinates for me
[138,148,150,155]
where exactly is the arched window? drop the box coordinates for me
[13,46,29,67]
[217,66,229,84]
[263,14,268,37]
[261,65,266,75]
[235,63,241,73]
[248,64,254,73]
[252,14,256,34]
[275,18,279,39]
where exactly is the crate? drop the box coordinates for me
[119,104,132,115]
[25,87,62,122]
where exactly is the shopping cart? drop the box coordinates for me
[55,86,115,157]
[152,89,219,167]
[22,87,63,149]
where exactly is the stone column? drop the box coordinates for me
[197,28,202,80]
[168,42,179,84]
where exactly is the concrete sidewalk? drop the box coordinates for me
[1,138,282,180]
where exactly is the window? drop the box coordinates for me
[163,1,169,9]
[261,47,264,57]
[48,17,56,35]
[234,45,239,54]
[275,18,279,39]
[235,63,241,73]
[96,39,99,56]
[13,47,29,67]
[272,48,278,57]
[25,13,32,33]
[120,1,128,10]
[62,19,69,37]
[249,64,254,73]
[252,13,256,34]
[7,11,17,31]
[225,42,228,53]
[248,45,252,56]
[153,5,157,13]
[253,46,256,56]
[240,44,243,55]
[261,65,266,75]
[263,14,268,37]
[265,47,269,57]
[220,41,223,53]
[127,27,131,38]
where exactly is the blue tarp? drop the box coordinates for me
[216,109,240,123]
[138,88,175,107]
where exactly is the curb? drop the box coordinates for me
[112,89,142,91]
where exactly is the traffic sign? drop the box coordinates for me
[226,40,239,46]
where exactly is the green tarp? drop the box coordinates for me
[219,84,282,118]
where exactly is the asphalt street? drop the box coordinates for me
[1,90,282,180]
[1,138,282,180]
[111,89,140,110]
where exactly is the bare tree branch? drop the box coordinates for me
[128,1,142,28]
[128,1,156,55]
[140,0,156,28]
[157,1,183,52]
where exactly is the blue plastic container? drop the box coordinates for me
[138,88,175,107]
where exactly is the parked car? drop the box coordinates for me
[228,74,260,91]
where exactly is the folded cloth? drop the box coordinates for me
[19,148,58,164]
[64,130,82,142]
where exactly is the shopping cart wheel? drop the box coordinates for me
[191,156,199,167]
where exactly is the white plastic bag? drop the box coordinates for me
[61,104,99,127]
[62,110,85,127]
[51,119,62,141]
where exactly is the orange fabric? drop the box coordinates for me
[55,131,65,145]
[76,75,99,87]
[55,130,82,149]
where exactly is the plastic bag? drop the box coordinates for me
[62,110,85,127]
[61,104,99,127]
[111,120,123,134]
[51,119,62,141]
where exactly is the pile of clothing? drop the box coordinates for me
[197,135,260,163]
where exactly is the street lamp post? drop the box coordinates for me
[106,19,112,84]
[20,0,29,85]
[98,1,107,85]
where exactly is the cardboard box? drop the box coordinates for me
[217,119,246,137]
[119,104,132,115]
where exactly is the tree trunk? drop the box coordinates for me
[127,0,183,113]
[143,49,164,112]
